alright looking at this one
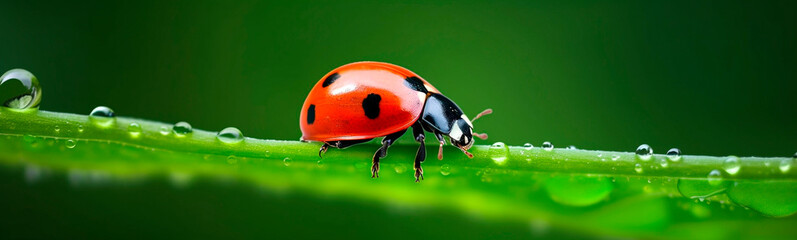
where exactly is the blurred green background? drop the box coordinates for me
[2,0,796,239]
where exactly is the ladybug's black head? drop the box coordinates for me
[421,93,491,157]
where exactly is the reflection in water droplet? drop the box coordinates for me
[723,156,741,175]
[440,164,451,176]
[0,69,41,110]
[159,126,170,135]
[707,169,723,186]
[489,142,508,164]
[667,148,682,162]
[65,139,76,149]
[128,123,142,137]
[635,144,652,161]
[217,127,244,144]
[779,159,792,173]
[172,121,193,136]
[283,157,292,166]
[542,141,553,151]
[634,163,643,173]
[89,106,116,127]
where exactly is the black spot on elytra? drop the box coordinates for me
[306,104,316,124]
[322,73,340,87]
[403,76,428,93]
[362,93,381,119]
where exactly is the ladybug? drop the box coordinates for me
[300,62,491,182]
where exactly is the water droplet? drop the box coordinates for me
[723,156,741,175]
[635,144,653,161]
[395,165,407,174]
[54,125,60,133]
[659,158,669,168]
[283,157,292,166]
[77,125,84,133]
[172,121,193,136]
[159,126,170,135]
[65,139,76,149]
[317,160,325,168]
[542,141,553,151]
[128,123,142,137]
[440,164,451,176]
[707,169,723,186]
[217,127,243,144]
[567,145,577,150]
[523,143,533,150]
[666,148,682,162]
[89,106,116,127]
[634,163,643,173]
[226,155,237,164]
[488,142,508,164]
[779,159,792,173]
[611,155,620,161]
[0,69,41,110]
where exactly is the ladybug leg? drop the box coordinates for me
[371,130,407,178]
[318,143,330,158]
[411,122,426,182]
[434,132,445,160]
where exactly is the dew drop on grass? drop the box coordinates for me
[283,157,292,166]
[611,155,620,161]
[65,139,76,149]
[317,160,325,168]
[667,148,682,162]
[523,143,533,150]
[217,127,243,144]
[440,164,451,176]
[779,159,792,174]
[77,125,84,133]
[0,69,41,110]
[707,169,723,186]
[172,121,193,136]
[128,123,142,137]
[634,163,643,173]
[542,141,553,151]
[394,165,407,174]
[723,156,741,175]
[635,144,653,161]
[159,126,170,135]
[489,142,508,164]
[89,106,116,127]
[54,125,60,133]
[226,155,237,164]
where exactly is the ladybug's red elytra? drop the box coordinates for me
[300,62,491,182]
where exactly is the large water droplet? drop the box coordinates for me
[440,164,451,176]
[283,157,292,166]
[65,139,76,149]
[0,69,41,110]
[779,159,792,174]
[217,127,243,143]
[172,121,193,136]
[128,123,142,137]
[89,106,116,127]
[489,142,508,164]
[634,163,643,173]
[707,169,723,186]
[666,148,682,162]
[723,156,741,175]
[635,144,653,161]
[542,141,553,151]
[523,143,533,150]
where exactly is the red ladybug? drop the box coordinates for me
[300,62,491,181]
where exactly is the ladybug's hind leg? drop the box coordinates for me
[371,129,407,178]
[318,143,330,158]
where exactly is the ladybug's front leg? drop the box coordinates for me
[371,129,407,178]
[411,122,426,182]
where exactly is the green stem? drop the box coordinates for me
[1,109,793,180]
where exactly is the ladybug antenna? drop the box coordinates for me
[471,108,492,122]
[472,132,488,140]
[457,145,474,158]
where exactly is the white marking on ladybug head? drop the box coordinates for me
[461,114,473,127]
[449,123,463,141]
